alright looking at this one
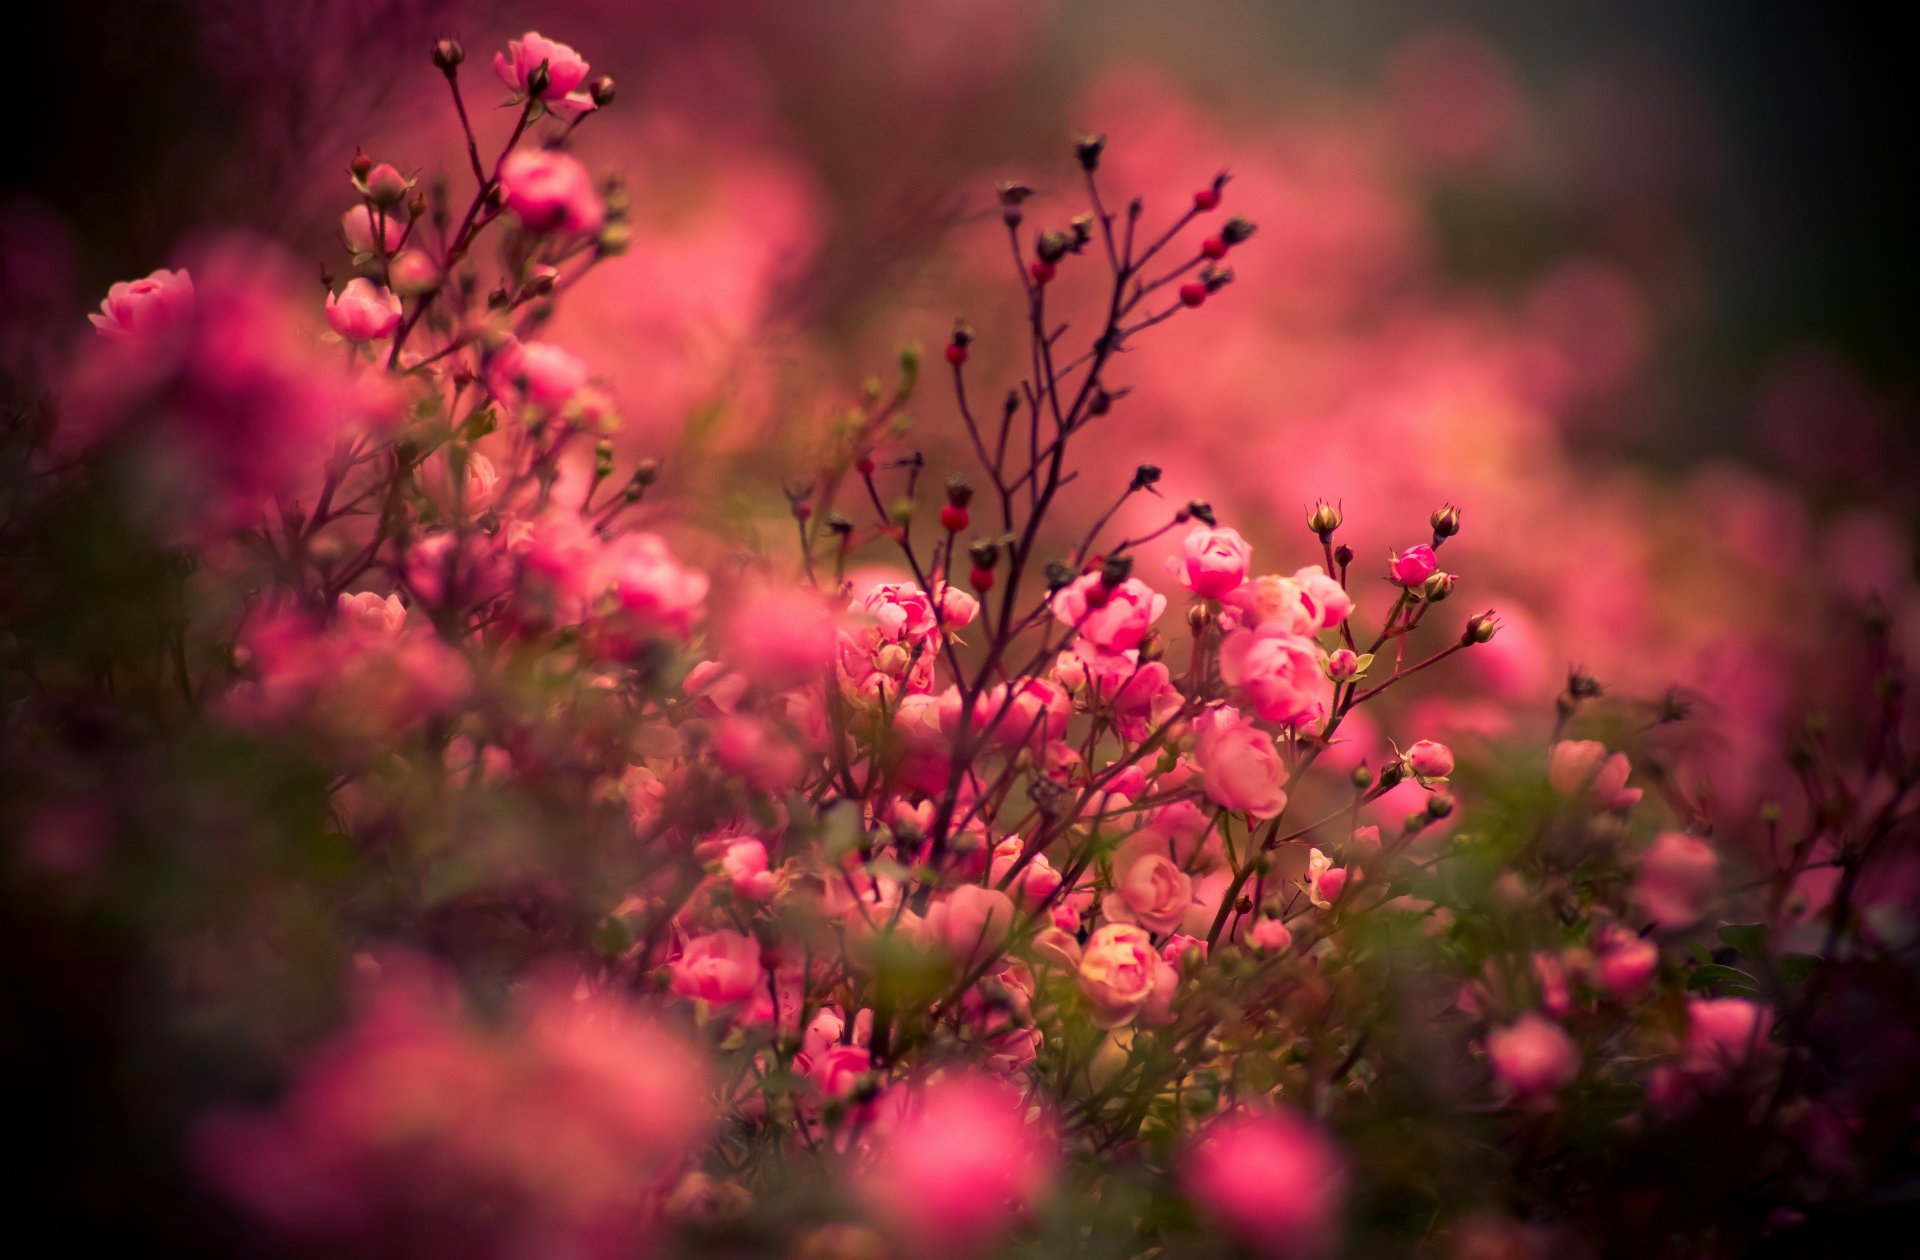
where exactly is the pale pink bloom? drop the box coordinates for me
[336,591,405,637]
[1388,544,1438,586]
[1174,525,1252,598]
[806,1043,872,1102]
[1223,568,1349,635]
[489,336,589,409]
[1404,738,1454,779]
[1548,740,1642,810]
[857,1075,1056,1257]
[597,531,709,636]
[1051,573,1167,651]
[669,930,763,1005]
[723,581,838,687]
[1194,708,1290,819]
[1634,832,1719,930]
[1683,997,1774,1077]
[1292,565,1353,628]
[1249,918,1294,951]
[991,838,1063,910]
[1104,832,1196,935]
[498,149,604,235]
[418,447,500,518]
[1078,923,1159,1028]
[1030,926,1083,971]
[89,267,194,339]
[929,885,1018,965]
[492,31,592,101]
[711,715,805,793]
[1139,959,1184,1027]
[339,205,404,255]
[324,278,401,341]
[1218,625,1332,729]
[1593,925,1659,998]
[1305,848,1347,909]
[1487,1013,1579,1099]
[720,838,776,901]
[1182,1107,1348,1260]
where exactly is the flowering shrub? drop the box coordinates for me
[3,29,1917,1260]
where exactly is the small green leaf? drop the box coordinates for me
[1718,922,1770,959]
[1780,953,1822,984]
[1687,963,1757,992]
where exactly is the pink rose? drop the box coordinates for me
[1104,832,1196,934]
[1593,925,1658,998]
[336,591,406,637]
[1194,709,1290,819]
[1077,923,1159,1028]
[1249,918,1293,951]
[930,885,1018,964]
[1487,1012,1579,1099]
[324,278,402,342]
[1052,573,1167,651]
[805,1043,871,1101]
[1548,740,1642,810]
[1182,1107,1348,1260]
[492,31,592,103]
[1388,544,1438,586]
[1404,739,1454,779]
[89,267,194,340]
[339,205,403,255]
[1174,525,1252,598]
[1634,832,1719,929]
[596,531,709,637]
[669,931,762,1005]
[720,838,776,901]
[1683,997,1773,1077]
[498,149,604,235]
[1218,626,1332,729]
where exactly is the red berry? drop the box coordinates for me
[1030,259,1057,284]
[945,341,968,366]
[1202,236,1228,260]
[1193,187,1221,211]
[855,455,876,476]
[1178,283,1208,308]
[969,565,995,591]
[940,504,970,532]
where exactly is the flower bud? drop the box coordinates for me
[1221,214,1257,245]
[351,150,372,179]
[1036,229,1071,264]
[1421,571,1456,602]
[945,475,974,508]
[1306,499,1342,539]
[1333,543,1354,568]
[1351,766,1373,791]
[1327,648,1360,681]
[1100,554,1133,588]
[1430,502,1462,542]
[526,59,552,98]
[365,163,409,207]
[590,75,616,107]
[1075,133,1107,171]
[432,37,464,71]
[1131,463,1162,491]
[1426,792,1454,820]
[996,180,1033,227]
[1187,500,1215,526]
[1462,611,1500,645]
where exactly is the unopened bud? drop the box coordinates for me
[1426,793,1455,820]
[1035,228,1071,264]
[945,475,973,508]
[526,59,552,98]
[1131,463,1162,490]
[1333,543,1354,569]
[432,37,464,71]
[365,163,408,207]
[1074,133,1107,171]
[1187,500,1216,526]
[1100,553,1133,588]
[1430,502,1462,542]
[1221,215,1257,246]
[1200,264,1233,293]
[590,75,616,107]
[351,149,372,180]
[1351,766,1373,791]
[996,181,1033,226]
[1462,611,1499,645]
[1187,603,1212,633]
[1088,388,1113,417]
[1306,499,1342,539]
[1421,571,1456,602]
[631,458,659,487]
[594,439,615,478]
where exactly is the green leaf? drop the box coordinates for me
[1687,963,1758,992]
[1718,922,1770,959]
[1780,953,1822,984]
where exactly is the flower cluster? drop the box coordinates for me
[5,28,1915,1260]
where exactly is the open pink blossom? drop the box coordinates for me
[1182,1107,1348,1259]
[324,279,401,341]
[1548,739,1642,810]
[89,267,194,339]
[1634,831,1719,929]
[492,31,591,102]
[340,205,404,255]
[1218,625,1332,728]
[669,930,763,1005]
[498,149,604,235]
[1174,524,1252,598]
[1388,544,1438,586]
[1104,832,1196,934]
[1487,1012,1579,1099]
[1194,708,1290,818]
[1078,923,1159,1028]
[1051,573,1167,651]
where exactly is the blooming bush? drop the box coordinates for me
[3,29,1917,1260]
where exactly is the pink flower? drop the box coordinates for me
[1249,918,1294,951]
[89,267,194,340]
[1052,573,1167,651]
[1224,567,1351,634]
[1105,832,1196,934]
[336,591,406,637]
[1194,708,1290,818]
[1078,923,1159,1028]
[1594,926,1659,998]
[720,838,776,901]
[1388,544,1438,586]
[1218,626,1332,729]
[340,205,404,255]
[1326,648,1360,680]
[1548,740,1642,810]
[1404,738,1454,779]
[669,931,763,1005]
[498,149,604,235]
[418,447,500,518]
[929,885,1018,964]
[491,31,591,102]
[806,1042,872,1101]
[1634,832,1719,930]
[597,531,709,637]
[1182,1107,1348,1260]
[489,337,589,411]
[722,582,839,687]
[1683,997,1774,1077]
[324,278,401,341]
[1174,525,1252,599]
[857,1076,1056,1257]
[1304,847,1347,908]
[1487,1013,1579,1099]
